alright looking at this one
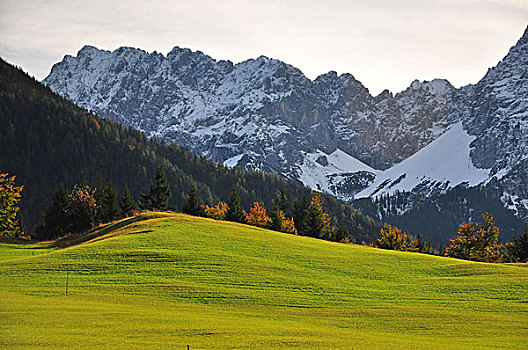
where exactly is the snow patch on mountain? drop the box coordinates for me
[298,148,378,195]
[355,122,490,198]
[224,154,245,168]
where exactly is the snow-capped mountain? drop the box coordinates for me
[43,45,459,199]
[43,26,528,238]
[355,122,490,199]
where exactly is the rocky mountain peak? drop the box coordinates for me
[77,45,103,56]
[43,26,528,225]
[516,25,528,46]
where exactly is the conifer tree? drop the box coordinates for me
[226,187,245,223]
[34,186,69,240]
[67,185,97,233]
[182,182,203,216]
[304,194,333,239]
[140,166,171,211]
[335,225,349,243]
[99,181,118,223]
[376,224,408,251]
[515,229,528,262]
[272,188,290,215]
[138,191,151,211]
[293,196,308,235]
[280,217,298,235]
[271,209,285,232]
[271,189,290,231]
[246,202,271,228]
[504,229,528,263]
[119,186,136,217]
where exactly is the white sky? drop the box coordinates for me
[1,0,527,95]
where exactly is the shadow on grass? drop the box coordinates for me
[52,215,154,248]
[0,237,38,245]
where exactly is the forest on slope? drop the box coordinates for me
[0,58,381,242]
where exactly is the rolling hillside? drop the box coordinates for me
[1,213,527,349]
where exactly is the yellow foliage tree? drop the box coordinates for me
[281,217,298,235]
[376,224,407,251]
[446,212,502,262]
[204,202,228,220]
[0,173,23,237]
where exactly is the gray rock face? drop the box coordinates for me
[43,45,455,177]
[43,26,528,222]
[461,28,528,220]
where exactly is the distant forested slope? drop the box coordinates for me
[0,58,381,241]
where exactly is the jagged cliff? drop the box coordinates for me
[43,26,528,237]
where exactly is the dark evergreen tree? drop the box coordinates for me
[99,181,118,223]
[335,225,349,243]
[226,187,245,223]
[516,229,528,262]
[138,191,152,211]
[181,182,203,216]
[140,166,171,211]
[293,196,308,235]
[303,194,334,239]
[272,188,290,215]
[119,186,136,217]
[270,210,284,232]
[506,228,528,262]
[34,186,69,240]
[66,185,97,234]
[304,195,326,238]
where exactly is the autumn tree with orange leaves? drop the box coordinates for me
[0,173,23,237]
[271,209,297,235]
[446,212,502,262]
[246,202,271,228]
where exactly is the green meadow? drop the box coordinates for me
[1,212,527,349]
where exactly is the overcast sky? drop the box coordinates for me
[1,0,527,95]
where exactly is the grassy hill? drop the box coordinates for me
[1,213,527,349]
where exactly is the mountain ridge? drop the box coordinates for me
[0,58,381,241]
[43,26,528,238]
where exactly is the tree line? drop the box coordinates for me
[2,167,527,264]
[354,187,527,245]
[370,212,528,263]
[32,166,348,243]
